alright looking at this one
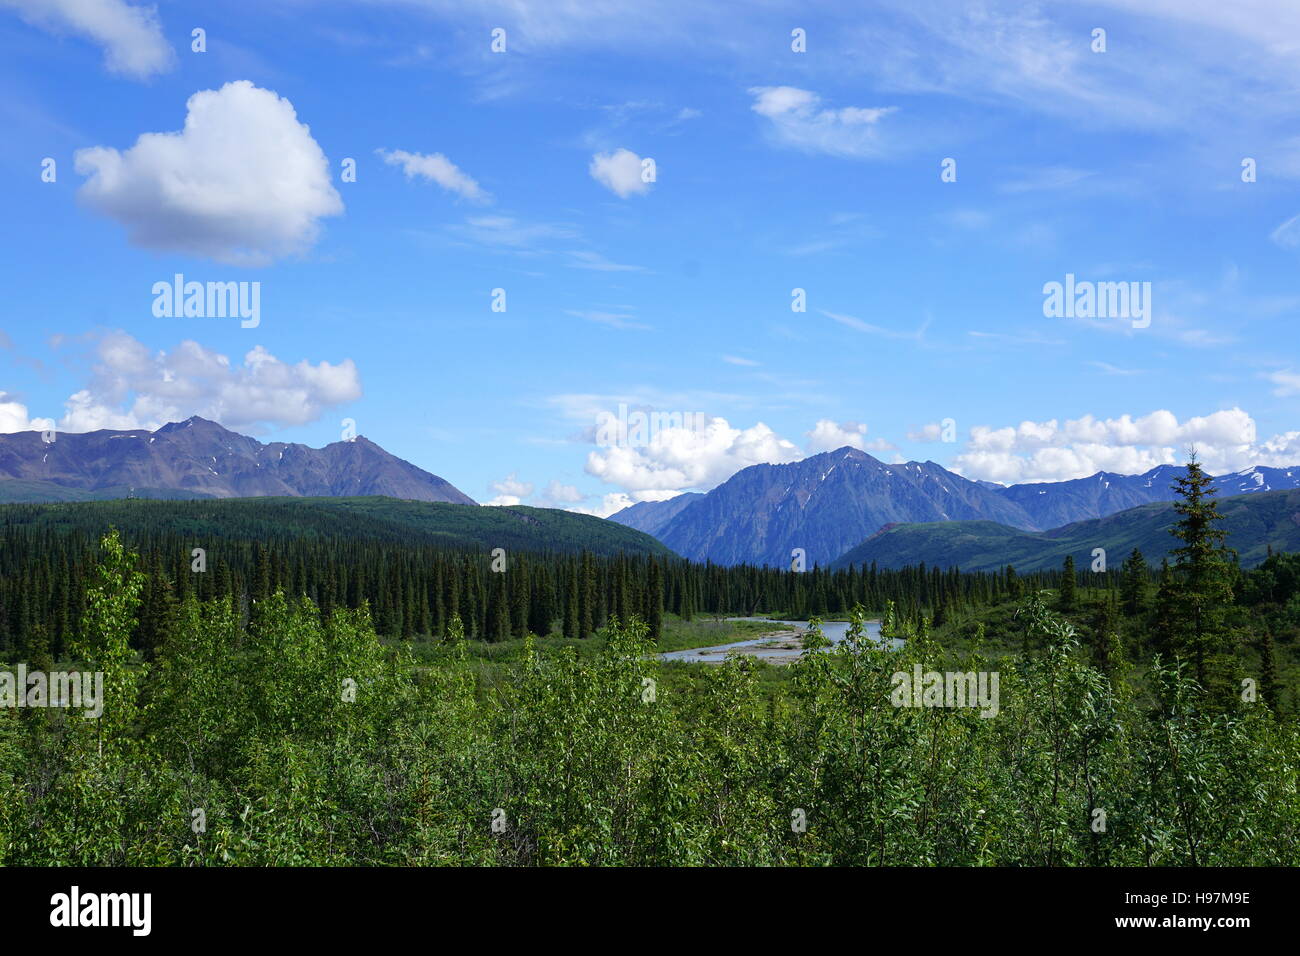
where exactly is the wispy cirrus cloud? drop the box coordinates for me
[565,309,652,331]
[376,148,490,201]
[749,86,896,158]
[822,309,931,343]
[566,249,647,272]
[2,0,174,78]
[1265,369,1300,397]
[444,214,577,249]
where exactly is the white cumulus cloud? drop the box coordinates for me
[589,148,652,198]
[32,331,361,433]
[539,480,584,506]
[75,80,343,265]
[585,416,801,497]
[0,393,55,433]
[805,419,895,454]
[483,472,534,506]
[907,422,945,442]
[949,408,1282,483]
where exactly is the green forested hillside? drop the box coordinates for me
[0,496,674,557]
[832,488,1300,572]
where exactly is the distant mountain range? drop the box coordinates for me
[623,448,1032,567]
[608,447,1300,567]
[6,421,1297,571]
[0,417,475,504]
[832,487,1300,572]
[996,464,1300,529]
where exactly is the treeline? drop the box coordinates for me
[0,520,1058,658]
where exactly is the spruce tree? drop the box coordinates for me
[488,573,509,642]
[26,621,53,674]
[647,560,664,641]
[580,553,595,638]
[1089,600,1124,681]
[1169,453,1236,688]
[1058,555,1077,612]
[252,545,271,605]
[1152,558,1179,656]
[563,564,579,640]
[510,556,530,639]
[137,551,177,662]
[529,566,555,637]
[1119,548,1149,617]
[1006,565,1022,601]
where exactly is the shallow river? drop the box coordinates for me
[660,617,901,664]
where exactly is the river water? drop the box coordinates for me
[660,616,901,664]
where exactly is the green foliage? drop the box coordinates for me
[3,533,1298,866]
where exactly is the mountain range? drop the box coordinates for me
[609,447,1300,567]
[624,448,1033,567]
[607,492,705,536]
[831,487,1300,572]
[0,417,475,505]
[5,419,1298,572]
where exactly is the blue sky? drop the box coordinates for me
[3,0,1300,513]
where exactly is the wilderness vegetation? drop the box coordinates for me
[1,458,1298,865]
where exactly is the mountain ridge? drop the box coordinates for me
[608,448,1300,567]
[618,447,1038,567]
[0,417,476,505]
[830,487,1300,572]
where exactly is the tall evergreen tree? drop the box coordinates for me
[1119,548,1149,618]
[487,573,510,642]
[646,560,664,641]
[1169,453,1237,687]
[137,550,177,662]
[563,563,579,640]
[580,553,595,638]
[1088,600,1124,681]
[510,556,530,639]
[1006,565,1022,601]
[1058,555,1077,612]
